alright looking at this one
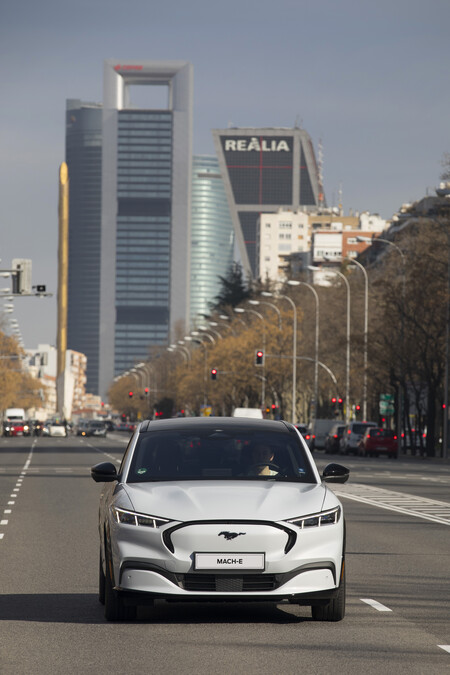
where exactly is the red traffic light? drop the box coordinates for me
[331,397,337,404]
[144,387,149,395]
[211,368,218,380]
[128,391,133,398]
[255,350,264,366]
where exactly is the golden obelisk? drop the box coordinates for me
[57,162,69,417]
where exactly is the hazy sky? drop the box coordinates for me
[1,0,449,349]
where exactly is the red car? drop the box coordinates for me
[358,427,398,457]
[3,420,31,437]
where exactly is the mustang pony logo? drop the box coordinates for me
[218,531,246,540]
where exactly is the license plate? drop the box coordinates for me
[194,553,265,570]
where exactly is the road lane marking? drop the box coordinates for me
[438,646,450,654]
[1,440,36,543]
[333,483,450,525]
[360,598,392,612]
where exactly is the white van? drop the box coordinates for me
[5,408,26,421]
[232,408,264,419]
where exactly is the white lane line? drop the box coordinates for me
[360,598,392,612]
[333,483,450,526]
[1,440,36,543]
[438,645,450,654]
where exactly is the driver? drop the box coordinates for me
[247,443,277,476]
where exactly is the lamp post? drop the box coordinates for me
[287,280,319,425]
[248,299,282,330]
[235,306,266,406]
[358,234,406,456]
[261,291,297,424]
[347,258,369,420]
[309,266,351,423]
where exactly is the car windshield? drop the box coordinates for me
[126,428,316,483]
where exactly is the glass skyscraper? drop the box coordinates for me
[65,99,103,394]
[190,156,234,324]
[99,60,193,397]
[114,109,173,373]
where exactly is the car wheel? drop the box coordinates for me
[104,547,136,621]
[311,565,346,622]
[99,549,105,605]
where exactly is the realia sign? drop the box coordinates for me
[223,137,291,152]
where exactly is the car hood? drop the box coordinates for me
[121,481,330,522]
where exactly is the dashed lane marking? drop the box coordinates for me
[333,483,450,525]
[360,598,392,612]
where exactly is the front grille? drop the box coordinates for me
[181,574,277,592]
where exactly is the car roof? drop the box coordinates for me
[139,417,293,434]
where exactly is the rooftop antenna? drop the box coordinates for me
[338,181,343,216]
[294,115,302,128]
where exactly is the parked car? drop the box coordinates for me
[324,424,346,454]
[358,427,398,457]
[340,421,378,455]
[86,421,107,438]
[91,417,350,622]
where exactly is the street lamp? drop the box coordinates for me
[287,280,319,425]
[248,299,282,330]
[309,265,351,423]
[261,291,297,423]
[346,258,369,421]
[358,234,406,456]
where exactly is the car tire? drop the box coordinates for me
[99,549,105,605]
[311,566,346,622]
[104,547,136,621]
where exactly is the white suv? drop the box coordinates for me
[340,421,377,455]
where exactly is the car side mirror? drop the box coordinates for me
[91,462,118,483]
[322,463,349,484]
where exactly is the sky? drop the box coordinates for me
[1,0,449,350]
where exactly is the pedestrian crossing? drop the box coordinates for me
[333,482,450,525]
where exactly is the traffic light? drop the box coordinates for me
[128,391,133,398]
[338,397,343,410]
[355,404,361,413]
[144,387,149,396]
[331,397,337,405]
[255,350,264,366]
[211,368,218,380]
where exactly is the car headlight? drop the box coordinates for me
[111,506,172,528]
[23,425,29,431]
[286,506,341,529]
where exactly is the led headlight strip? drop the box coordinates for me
[112,506,171,529]
[286,506,341,529]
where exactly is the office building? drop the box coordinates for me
[190,155,234,324]
[65,99,103,394]
[97,60,193,397]
[212,127,324,277]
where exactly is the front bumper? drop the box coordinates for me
[108,517,344,603]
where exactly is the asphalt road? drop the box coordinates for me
[0,434,449,674]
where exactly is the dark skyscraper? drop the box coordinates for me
[212,128,324,277]
[65,99,103,394]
